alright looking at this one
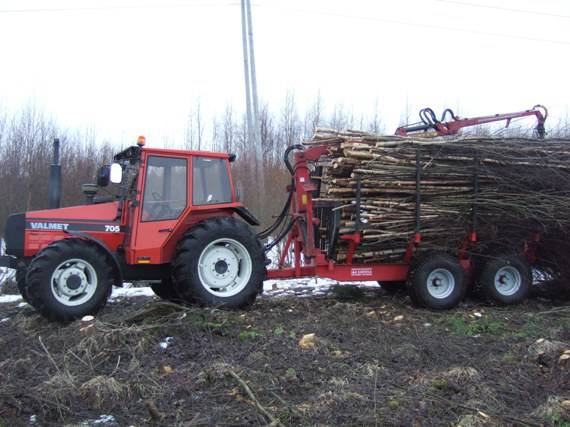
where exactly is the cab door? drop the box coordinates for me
[129,154,189,264]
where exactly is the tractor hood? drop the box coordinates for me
[25,201,120,228]
[3,202,122,258]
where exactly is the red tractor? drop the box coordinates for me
[1,137,266,321]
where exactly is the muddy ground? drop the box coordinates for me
[0,283,569,427]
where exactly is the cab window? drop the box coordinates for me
[192,157,232,205]
[142,156,187,221]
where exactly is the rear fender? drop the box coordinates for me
[231,207,260,226]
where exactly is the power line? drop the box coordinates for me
[258,4,570,47]
[433,0,570,20]
[0,1,238,14]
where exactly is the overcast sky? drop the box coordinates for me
[0,0,568,147]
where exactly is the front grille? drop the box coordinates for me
[4,213,25,257]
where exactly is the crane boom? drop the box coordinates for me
[395,105,548,139]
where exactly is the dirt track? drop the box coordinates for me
[0,284,568,427]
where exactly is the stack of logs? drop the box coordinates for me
[310,129,570,270]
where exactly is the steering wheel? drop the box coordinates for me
[145,202,174,220]
[152,191,161,201]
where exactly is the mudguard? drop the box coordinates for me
[232,207,260,226]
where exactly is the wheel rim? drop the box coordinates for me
[50,258,98,306]
[426,268,455,299]
[493,266,522,296]
[197,238,253,297]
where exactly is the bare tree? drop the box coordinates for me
[367,99,384,134]
[185,99,204,150]
[303,92,323,138]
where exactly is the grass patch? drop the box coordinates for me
[447,314,505,336]
[202,321,229,334]
[431,378,449,391]
[238,329,264,341]
[388,399,400,410]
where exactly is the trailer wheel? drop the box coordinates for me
[25,239,114,322]
[151,276,184,303]
[478,254,531,305]
[172,217,265,308]
[407,252,466,309]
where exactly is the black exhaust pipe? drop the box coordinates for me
[48,138,61,209]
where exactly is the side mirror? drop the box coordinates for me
[110,163,123,184]
[97,165,110,187]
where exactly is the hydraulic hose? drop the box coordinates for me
[257,187,293,240]
[420,108,438,125]
[284,144,304,175]
[264,217,296,253]
[260,144,304,251]
[258,144,303,240]
[441,108,457,122]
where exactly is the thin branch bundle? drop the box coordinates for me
[311,129,570,271]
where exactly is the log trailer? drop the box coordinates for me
[0,107,547,321]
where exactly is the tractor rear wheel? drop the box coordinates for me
[478,253,531,305]
[25,239,114,322]
[151,276,183,303]
[172,217,265,308]
[407,252,466,310]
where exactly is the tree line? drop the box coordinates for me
[0,104,115,234]
[0,99,568,236]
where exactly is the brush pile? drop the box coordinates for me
[310,129,570,272]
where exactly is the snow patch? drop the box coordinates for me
[0,294,22,304]
[0,318,9,323]
[160,336,174,350]
[109,286,155,301]
[263,277,379,297]
[82,414,117,426]
[0,240,16,291]
[1,278,379,308]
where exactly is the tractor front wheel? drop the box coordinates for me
[25,239,114,322]
[172,218,265,308]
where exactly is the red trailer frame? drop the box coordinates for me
[266,145,476,283]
